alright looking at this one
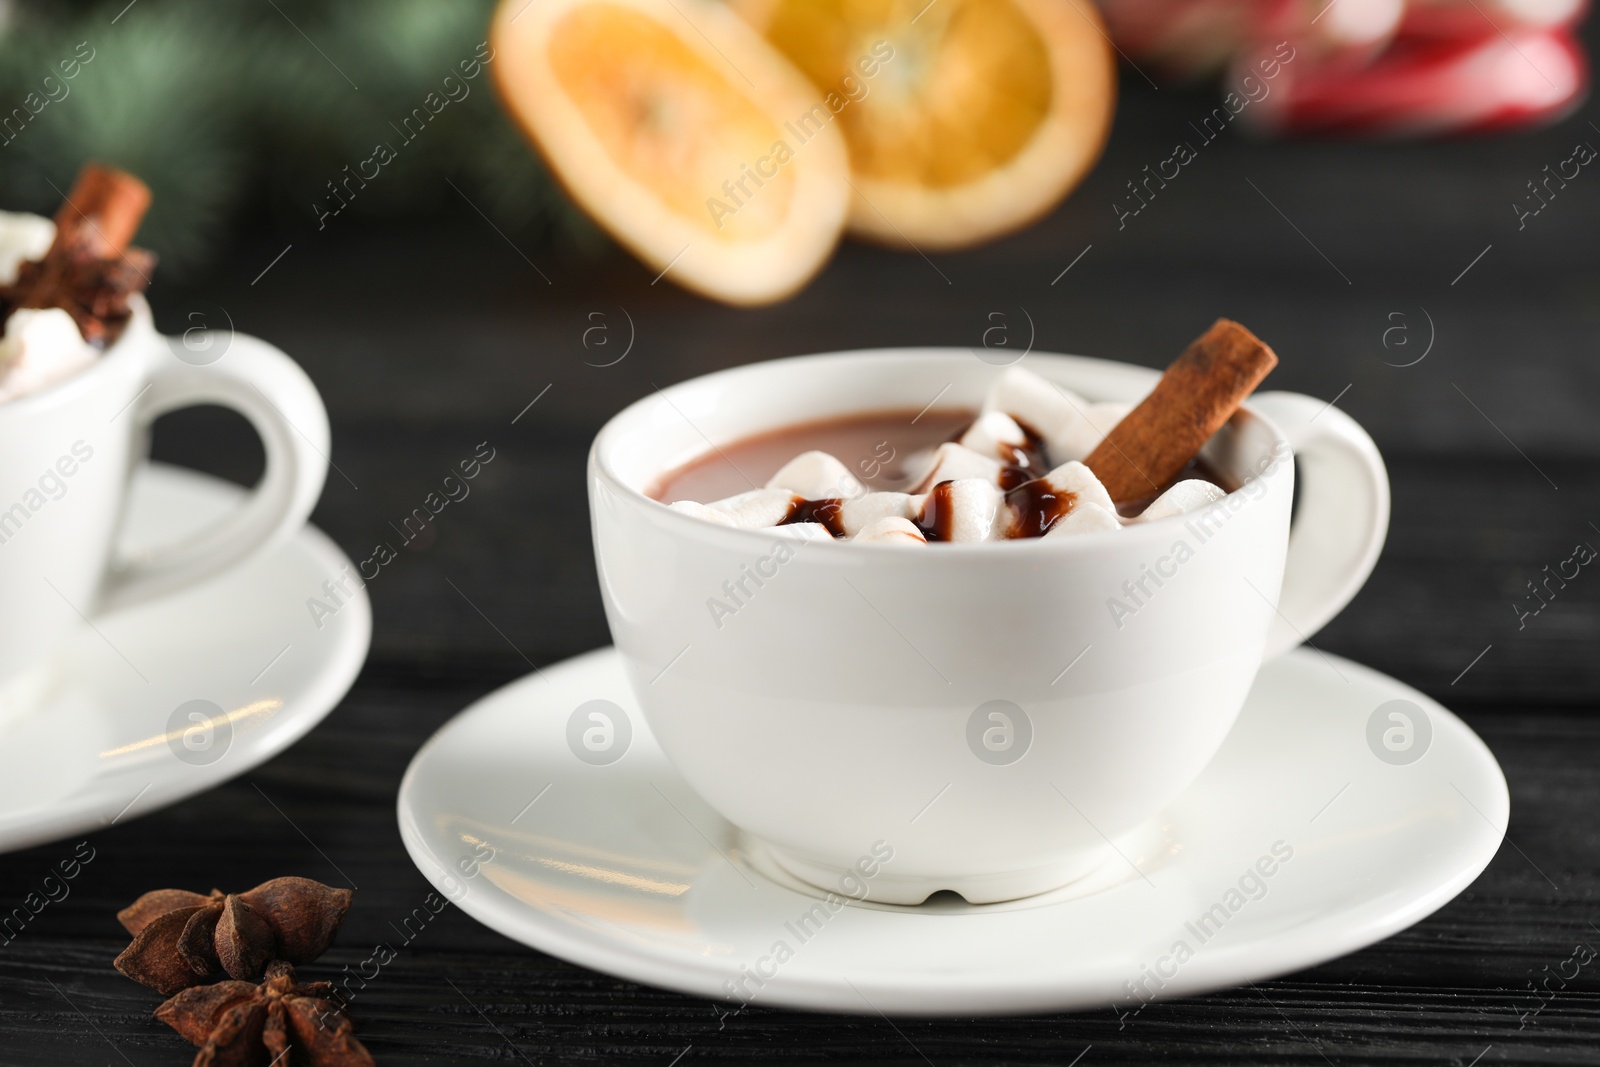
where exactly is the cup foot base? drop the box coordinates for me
[763,842,1110,906]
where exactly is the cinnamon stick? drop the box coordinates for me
[1083,319,1278,504]
[1,162,155,346]
[53,163,151,258]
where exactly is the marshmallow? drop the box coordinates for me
[839,491,916,537]
[1089,400,1134,425]
[667,500,737,526]
[1035,460,1117,515]
[854,516,927,545]
[897,446,938,488]
[0,212,54,286]
[913,478,1005,542]
[0,308,97,404]
[958,410,1029,461]
[1043,501,1122,538]
[980,367,1141,463]
[770,521,834,542]
[912,442,1004,491]
[1004,462,1119,538]
[1052,401,1134,461]
[1135,479,1228,523]
[979,366,1098,459]
[981,366,1086,437]
[767,450,862,499]
[700,487,799,528]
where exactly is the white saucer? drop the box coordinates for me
[397,646,1507,1016]
[0,463,370,854]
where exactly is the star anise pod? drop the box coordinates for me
[3,243,155,345]
[0,162,155,347]
[157,960,375,1067]
[115,877,352,995]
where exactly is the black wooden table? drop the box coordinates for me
[4,39,1600,1067]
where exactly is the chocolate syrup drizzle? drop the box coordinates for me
[993,419,1075,539]
[768,415,1228,543]
[783,497,848,538]
[994,420,1052,492]
[757,413,1231,543]
[1004,480,1078,539]
[777,418,1080,541]
[912,481,956,542]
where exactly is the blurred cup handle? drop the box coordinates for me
[97,332,330,615]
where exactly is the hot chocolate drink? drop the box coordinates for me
[653,404,1235,534]
[652,407,969,502]
[651,359,1247,544]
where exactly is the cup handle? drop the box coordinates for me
[96,332,330,615]
[1249,391,1391,659]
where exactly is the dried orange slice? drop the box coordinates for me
[492,0,850,305]
[733,0,1117,249]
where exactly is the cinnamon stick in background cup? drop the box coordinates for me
[53,163,152,256]
[2,163,156,347]
[1085,319,1279,506]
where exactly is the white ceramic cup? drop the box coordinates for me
[0,297,328,701]
[590,349,1388,904]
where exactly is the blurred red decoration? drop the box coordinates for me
[1098,0,1589,134]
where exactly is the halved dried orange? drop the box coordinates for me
[492,0,850,305]
[733,0,1117,249]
